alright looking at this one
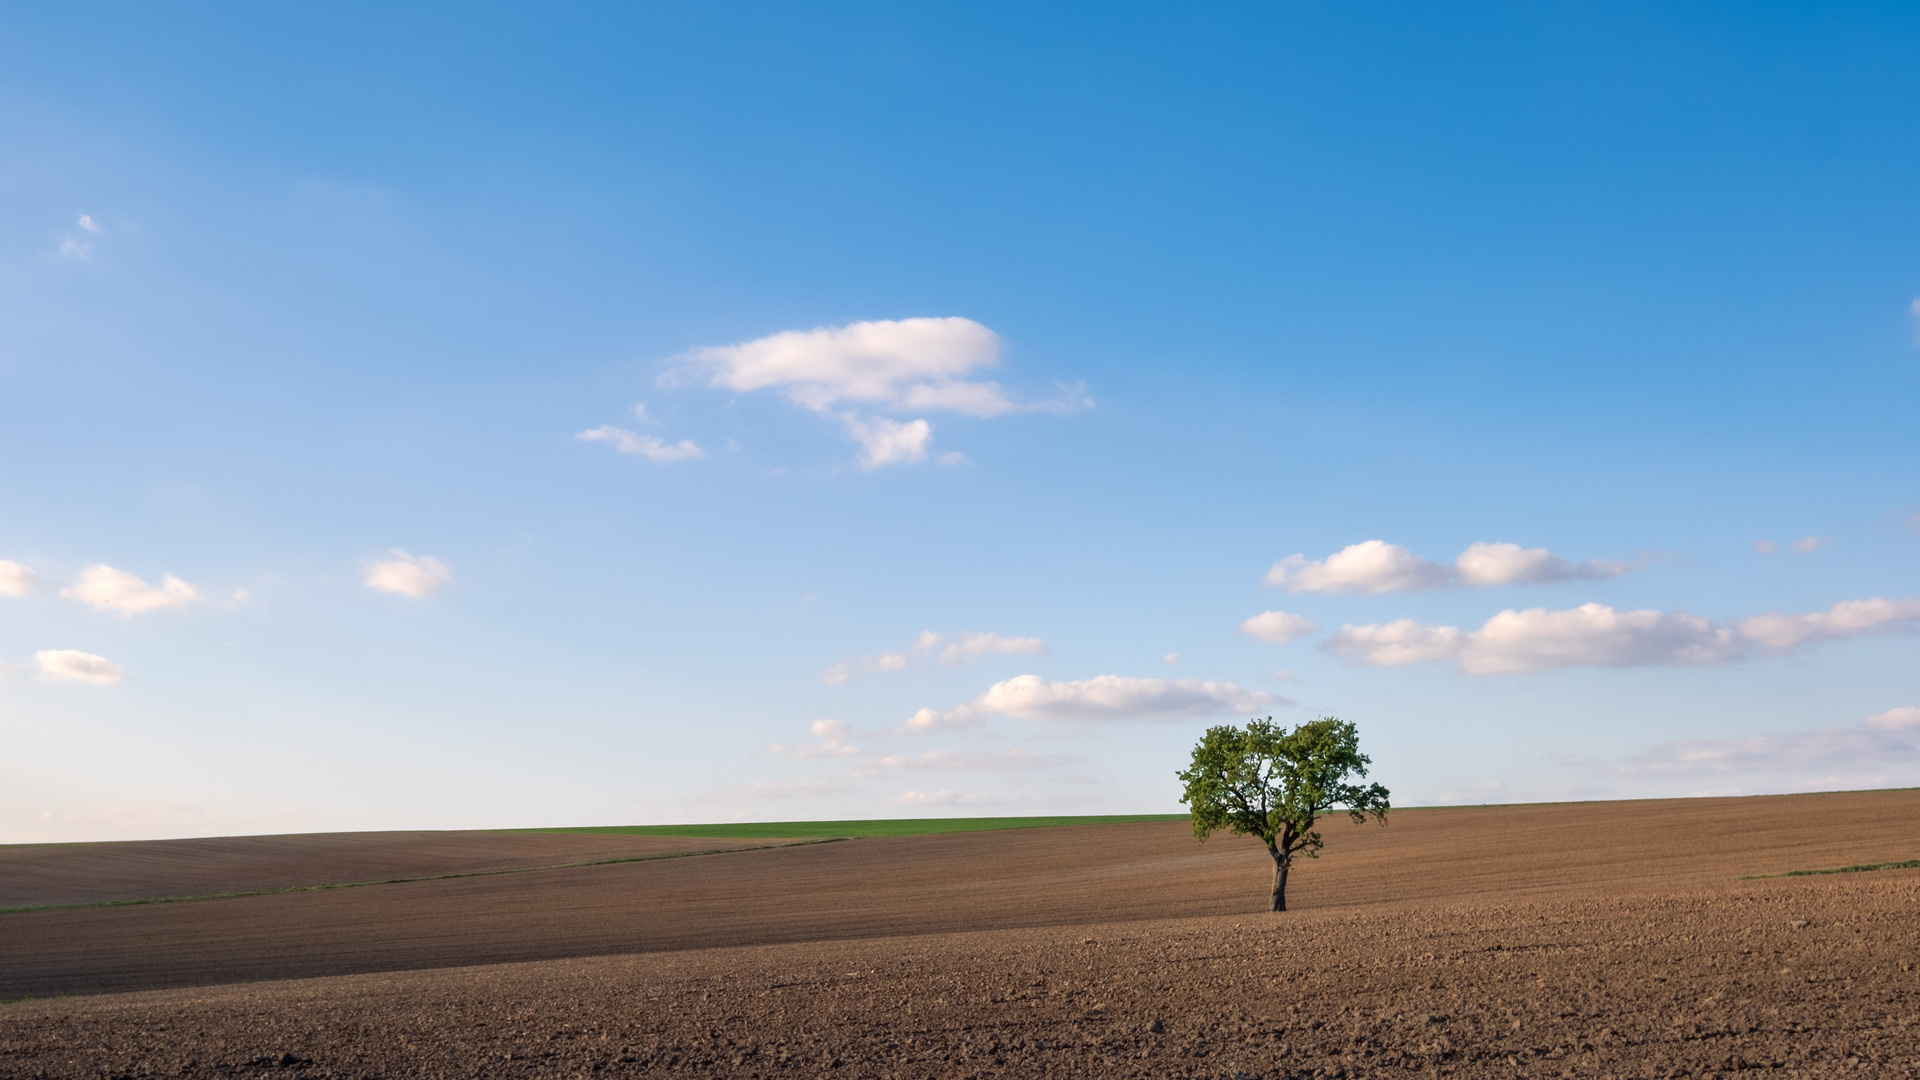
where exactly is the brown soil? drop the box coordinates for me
[2,790,1918,1078]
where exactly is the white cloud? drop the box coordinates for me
[0,559,37,597]
[77,213,100,234]
[1267,541,1449,594]
[60,565,202,615]
[1461,605,1737,674]
[35,649,125,684]
[1238,610,1318,644]
[842,414,932,469]
[1453,542,1627,586]
[910,673,1285,730]
[1325,596,1920,675]
[824,629,1045,683]
[682,318,1087,469]
[1269,539,1632,593]
[1162,652,1180,664]
[887,789,963,806]
[362,550,452,598]
[1755,539,1778,553]
[770,718,861,758]
[577,425,703,462]
[1865,707,1920,731]
[693,317,1008,415]
[880,747,1081,771]
[1734,597,1920,653]
[1324,619,1468,666]
[1787,535,1827,554]
[939,632,1046,665]
[1619,710,1920,776]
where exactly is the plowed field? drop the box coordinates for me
[3,790,1918,1078]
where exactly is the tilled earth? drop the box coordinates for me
[3,791,1918,1077]
[5,869,1919,1077]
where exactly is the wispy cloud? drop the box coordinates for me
[56,214,100,259]
[1616,706,1919,777]
[0,559,37,597]
[840,414,931,469]
[576,425,703,462]
[822,629,1045,684]
[1324,597,1920,674]
[1266,540,1631,594]
[362,550,452,598]
[904,673,1285,732]
[60,565,202,615]
[35,649,125,683]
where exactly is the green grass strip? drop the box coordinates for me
[1741,857,1920,880]
[511,813,1188,839]
[0,838,842,916]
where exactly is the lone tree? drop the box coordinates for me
[1177,716,1390,912]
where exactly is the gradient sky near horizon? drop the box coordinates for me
[3,2,1917,843]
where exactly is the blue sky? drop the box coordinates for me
[2,2,1916,842]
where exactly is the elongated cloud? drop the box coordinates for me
[823,629,1046,684]
[683,317,1087,469]
[36,649,125,683]
[0,560,37,597]
[1324,597,1920,674]
[904,674,1285,731]
[1238,610,1318,644]
[1266,540,1629,594]
[362,550,453,598]
[694,317,1012,416]
[576,425,703,462]
[60,565,201,615]
[1618,707,1920,776]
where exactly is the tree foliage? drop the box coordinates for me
[1176,716,1389,911]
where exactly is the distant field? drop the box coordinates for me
[513,814,1188,838]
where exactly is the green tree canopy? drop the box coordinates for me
[1177,716,1389,911]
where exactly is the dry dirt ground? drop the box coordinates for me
[2,790,1918,1078]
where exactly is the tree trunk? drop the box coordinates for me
[1268,843,1290,912]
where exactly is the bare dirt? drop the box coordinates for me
[3,790,1918,1078]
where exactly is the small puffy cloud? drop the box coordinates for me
[682,318,1086,470]
[1865,707,1920,731]
[842,415,932,469]
[1325,597,1920,675]
[1238,610,1318,645]
[0,559,38,597]
[1267,541,1448,594]
[770,719,860,758]
[362,550,452,598]
[825,629,1045,683]
[1787,535,1827,554]
[911,673,1285,730]
[35,649,125,683]
[1324,619,1467,667]
[693,317,1009,416]
[1453,542,1626,586]
[577,425,703,462]
[1755,539,1778,553]
[1162,652,1179,664]
[77,213,100,234]
[60,565,201,615]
